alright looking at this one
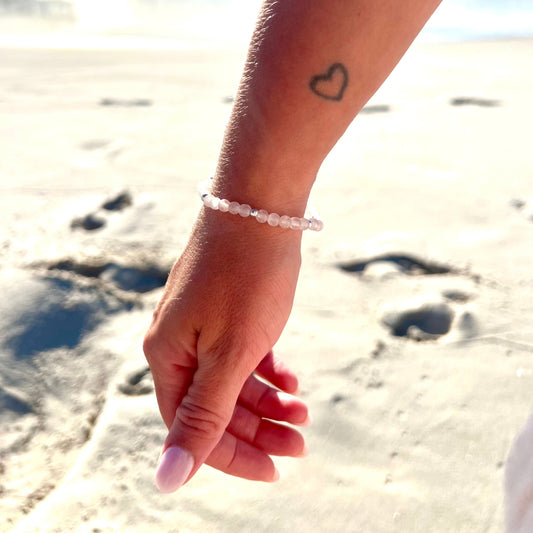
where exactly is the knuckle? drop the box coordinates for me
[142,329,158,361]
[256,386,275,412]
[142,324,176,365]
[176,399,228,439]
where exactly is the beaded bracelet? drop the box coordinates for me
[197,178,324,232]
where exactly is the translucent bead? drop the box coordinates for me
[309,218,324,231]
[218,199,230,212]
[228,201,240,215]
[279,215,291,229]
[205,195,220,210]
[202,194,214,207]
[300,219,310,230]
[197,179,324,232]
[238,204,252,217]
[256,209,268,223]
[290,217,302,230]
[267,213,280,227]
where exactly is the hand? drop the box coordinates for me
[143,208,310,492]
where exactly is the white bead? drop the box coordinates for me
[238,204,252,217]
[267,213,280,227]
[256,209,268,223]
[309,218,324,231]
[206,195,220,210]
[202,194,217,209]
[197,179,323,232]
[228,201,240,215]
[218,199,230,212]
[300,218,310,230]
[279,215,291,229]
[290,217,302,230]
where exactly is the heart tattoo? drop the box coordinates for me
[309,63,349,102]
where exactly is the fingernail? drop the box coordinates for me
[155,445,194,493]
[298,443,310,457]
[301,412,313,427]
[271,468,280,482]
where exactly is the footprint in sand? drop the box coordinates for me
[48,258,168,294]
[511,197,533,222]
[118,367,154,396]
[450,96,500,107]
[338,253,454,280]
[1,257,167,359]
[101,191,132,212]
[379,291,477,342]
[99,98,152,107]
[1,272,129,359]
[379,296,454,340]
[337,251,477,341]
[359,104,391,114]
[71,213,107,231]
[71,191,133,232]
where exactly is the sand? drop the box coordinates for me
[1,38,532,532]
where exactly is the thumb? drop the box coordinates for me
[154,355,247,493]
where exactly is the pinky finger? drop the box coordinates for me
[255,351,299,394]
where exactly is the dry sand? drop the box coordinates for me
[1,38,532,532]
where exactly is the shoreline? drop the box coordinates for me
[0,18,531,52]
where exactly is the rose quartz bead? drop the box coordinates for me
[206,195,220,210]
[256,209,268,223]
[218,199,230,212]
[300,219,310,230]
[309,218,324,231]
[279,215,291,229]
[198,179,323,232]
[290,217,303,230]
[228,201,240,215]
[238,204,252,217]
[267,213,280,227]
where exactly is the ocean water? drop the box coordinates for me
[424,0,533,41]
[0,0,532,49]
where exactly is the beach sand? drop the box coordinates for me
[1,38,532,532]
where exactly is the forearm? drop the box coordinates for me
[214,0,442,214]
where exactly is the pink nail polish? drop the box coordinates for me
[155,446,194,493]
[302,412,313,427]
[299,444,310,457]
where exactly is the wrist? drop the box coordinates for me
[199,177,323,232]
[212,107,320,217]
[192,207,304,258]
[211,165,315,219]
